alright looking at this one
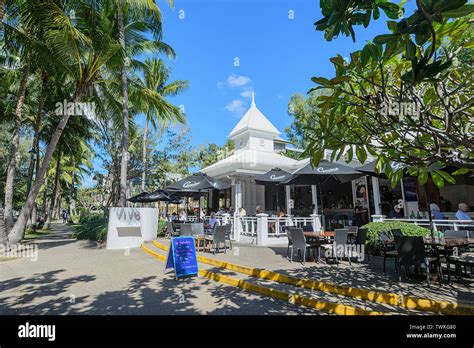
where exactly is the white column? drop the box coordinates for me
[235,180,242,211]
[285,185,291,216]
[311,185,318,215]
[310,213,322,232]
[233,179,242,241]
[372,176,381,215]
[256,213,269,246]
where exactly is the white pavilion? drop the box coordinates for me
[201,93,360,218]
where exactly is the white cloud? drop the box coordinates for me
[227,74,251,87]
[240,86,254,98]
[225,99,246,117]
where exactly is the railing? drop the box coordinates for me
[238,216,257,236]
[179,214,320,246]
[266,217,313,236]
[379,218,473,231]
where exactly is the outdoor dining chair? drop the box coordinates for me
[319,229,349,265]
[391,229,403,238]
[191,223,204,235]
[219,224,233,250]
[394,235,443,286]
[165,221,178,238]
[380,231,398,273]
[206,225,228,254]
[347,228,368,265]
[180,223,193,236]
[288,227,318,264]
[345,225,358,243]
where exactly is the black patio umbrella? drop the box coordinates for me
[284,160,364,185]
[283,160,364,228]
[166,172,230,221]
[127,191,150,203]
[255,168,293,212]
[166,172,230,192]
[139,189,173,203]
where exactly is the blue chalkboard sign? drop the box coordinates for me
[164,237,199,279]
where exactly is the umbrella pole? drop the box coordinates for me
[198,191,201,223]
[318,181,325,230]
[276,184,279,213]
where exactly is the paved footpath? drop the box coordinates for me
[0,223,319,315]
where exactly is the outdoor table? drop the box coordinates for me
[423,237,474,248]
[446,252,474,282]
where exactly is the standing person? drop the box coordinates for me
[239,207,247,217]
[62,210,68,224]
[353,204,366,227]
[255,205,262,215]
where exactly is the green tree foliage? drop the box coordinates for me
[197,140,234,169]
[305,0,474,187]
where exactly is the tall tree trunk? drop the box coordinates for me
[117,7,129,207]
[41,176,48,217]
[3,59,30,237]
[45,152,61,229]
[141,118,148,191]
[8,88,85,245]
[26,72,46,228]
[55,193,62,220]
[0,206,7,250]
[0,0,4,28]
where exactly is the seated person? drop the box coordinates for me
[170,212,178,222]
[430,203,444,220]
[269,209,286,233]
[205,212,218,230]
[388,204,404,219]
[455,202,472,224]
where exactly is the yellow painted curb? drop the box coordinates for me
[140,243,384,315]
[152,240,474,315]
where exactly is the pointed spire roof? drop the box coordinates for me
[228,94,280,139]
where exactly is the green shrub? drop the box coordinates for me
[157,219,167,237]
[362,221,430,250]
[78,211,103,224]
[72,218,107,242]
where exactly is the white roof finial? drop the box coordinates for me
[251,91,255,106]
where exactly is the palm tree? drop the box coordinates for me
[8,0,121,244]
[113,0,173,207]
[130,58,188,191]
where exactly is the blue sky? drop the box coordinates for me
[137,0,401,147]
[86,0,412,186]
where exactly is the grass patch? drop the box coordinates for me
[23,228,52,241]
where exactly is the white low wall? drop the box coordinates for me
[106,207,158,250]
